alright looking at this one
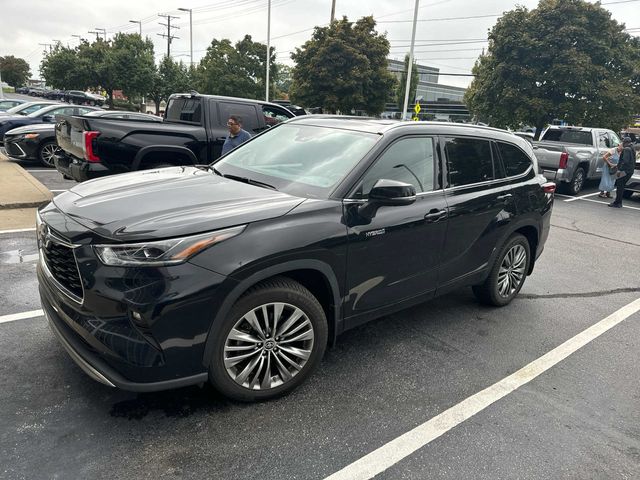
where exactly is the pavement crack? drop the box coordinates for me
[551,224,640,248]
[520,287,640,300]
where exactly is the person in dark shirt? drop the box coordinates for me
[221,115,252,155]
[609,136,636,208]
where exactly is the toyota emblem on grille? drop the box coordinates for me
[39,223,51,249]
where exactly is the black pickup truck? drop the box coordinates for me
[54,93,297,182]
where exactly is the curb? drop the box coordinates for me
[0,153,53,209]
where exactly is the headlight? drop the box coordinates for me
[93,225,245,266]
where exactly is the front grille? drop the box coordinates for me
[4,141,25,158]
[42,239,83,300]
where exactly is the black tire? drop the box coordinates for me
[622,190,634,199]
[472,233,531,307]
[208,277,328,402]
[38,141,62,168]
[562,167,586,195]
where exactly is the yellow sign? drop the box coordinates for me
[412,116,419,121]
[414,103,421,114]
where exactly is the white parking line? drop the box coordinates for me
[564,192,600,202]
[0,227,35,235]
[50,189,68,193]
[576,197,640,211]
[0,309,44,324]
[323,298,640,480]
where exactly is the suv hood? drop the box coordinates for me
[53,166,305,241]
[5,123,54,135]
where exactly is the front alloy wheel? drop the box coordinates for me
[209,277,328,401]
[39,142,62,167]
[224,302,315,390]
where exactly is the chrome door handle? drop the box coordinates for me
[424,209,447,222]
[497,193,513,201]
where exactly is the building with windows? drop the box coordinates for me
[386,59,470,122]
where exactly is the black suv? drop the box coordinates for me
[37,118,554,401]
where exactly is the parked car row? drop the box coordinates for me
[15,86,106,106]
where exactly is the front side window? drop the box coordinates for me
[218,102,260,133]
[262,105,292,127]
[497,142,533,177]
[445,137,495,187]
[354,137,435,197]
[598,133,610,148]
[215,124,379,198]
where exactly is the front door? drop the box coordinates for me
[343,136,448,326]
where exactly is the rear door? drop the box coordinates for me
[213,102,262,159]
[438,136,517,292]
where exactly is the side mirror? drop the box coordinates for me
[42,115,54,123]
[369,179,417,206]
[358,179,416,219]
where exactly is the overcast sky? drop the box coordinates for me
[1,0,638,89]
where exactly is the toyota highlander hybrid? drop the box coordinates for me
[37,117,554,401]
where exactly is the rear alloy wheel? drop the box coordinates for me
[38,141,62,167]
[563,167,585,195]
[473,233,530,306]
[209,278,328,401]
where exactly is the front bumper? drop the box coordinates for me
[4,137,37,160]
[37,217,234,391]
[54,154,111,182]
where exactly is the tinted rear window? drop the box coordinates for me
[542,129,592,145]
[497,142,532,177]
[165,98,202,124]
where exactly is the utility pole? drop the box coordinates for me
[178,8,193,67]
[158,14,180,57]
[95,28,107,40]
[88,31,100,41]
[39,43,53,54]
[72,34,84,44]
[402,0,420,121]
[129,20,142,36]
[330,0,336,22]
[265,0,271,101]
[0,70,4,100]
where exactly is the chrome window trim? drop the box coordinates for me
[444,164,533,192]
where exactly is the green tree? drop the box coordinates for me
[465,0,640,138]
[40,46,87,89]
[274,63,293,98]
[396,54,419,111]
[1,55,31,87]
[195,35,276,99]
[147,56,192,114]
[109,33,155,102]
[290,16,395,115]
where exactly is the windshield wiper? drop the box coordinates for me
[218,172,277,191]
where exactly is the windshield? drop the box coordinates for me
[542,129,592,145]
[214,124,380,198]
[5,104,34,115]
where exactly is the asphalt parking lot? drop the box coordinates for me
[1,165,640,479]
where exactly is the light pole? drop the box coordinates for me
[178,8,193,67]
[265,0,271,102]
[129,20,142,36]
[402,0,420,121]
[0,70,4,100]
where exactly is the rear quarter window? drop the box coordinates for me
[166,98,203,124]
[497,142,533,177]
